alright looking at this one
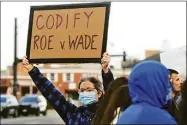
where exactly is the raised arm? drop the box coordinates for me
[22,56,77,123]
[101,52,114,91]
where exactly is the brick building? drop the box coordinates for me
[0,62,129,101]
[1,49,160,100]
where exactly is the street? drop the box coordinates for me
[1,110,65,124]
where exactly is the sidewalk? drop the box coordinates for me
[47,109,59,116]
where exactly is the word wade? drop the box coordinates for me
[67,34,97,50]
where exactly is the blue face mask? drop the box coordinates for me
[79,91,97,106]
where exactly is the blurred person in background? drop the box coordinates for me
[92,77,131,124]
[117,61,177,124]
[168,69,182,103]
[166,69,183,123]
[22,52,114,125]
[179,79,187,125]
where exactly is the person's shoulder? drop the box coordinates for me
[118,107,177,124]
[146,107,177,124]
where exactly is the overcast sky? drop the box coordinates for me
[1,2,186,70]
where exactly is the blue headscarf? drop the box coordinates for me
[117,61,176,124]
[128,61,172,107]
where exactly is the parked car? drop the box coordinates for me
[0,94,19,118]
[19,95,47,116]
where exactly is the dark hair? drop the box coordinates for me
[78,76,104,93]
[168,69,179,75]
[100,85,131,124]
[179,79,187,125]
[91,77,131,124]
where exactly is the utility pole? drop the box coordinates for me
[123,51,127,61]
[13,18,17,96]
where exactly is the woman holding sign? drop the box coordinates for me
[22,52,113,125]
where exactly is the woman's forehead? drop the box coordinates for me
[80,81,94,88]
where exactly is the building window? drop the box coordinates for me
[47,73,58,82]
[63,73,74,82]
[50,73,55,81]
[66,73,71,81]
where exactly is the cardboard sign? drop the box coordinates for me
[26,2,111,63]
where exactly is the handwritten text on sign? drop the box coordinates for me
[30,7,106,59]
